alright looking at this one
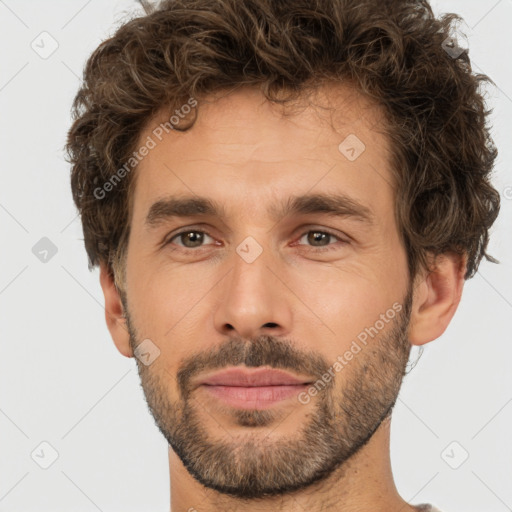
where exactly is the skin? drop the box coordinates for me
[99,83,466,512]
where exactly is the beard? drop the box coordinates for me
[122,283,413,500]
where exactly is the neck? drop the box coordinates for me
[168,417,419,512]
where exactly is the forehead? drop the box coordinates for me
[130,83,394,221]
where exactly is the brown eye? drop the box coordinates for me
[168,230,214,249]
[305,231,331,246]
[298,230,342,248]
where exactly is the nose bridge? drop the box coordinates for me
[213,235,292,338]
[228,236,276,311]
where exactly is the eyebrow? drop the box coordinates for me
[144,192,374,229]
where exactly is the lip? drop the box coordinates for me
[196,367,314,410]
[199,367,313,387]
[201,384,310,409]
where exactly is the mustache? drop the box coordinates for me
[176,335,332,399]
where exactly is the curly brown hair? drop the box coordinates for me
[66,0,500,287]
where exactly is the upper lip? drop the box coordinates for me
[198,367,313,387]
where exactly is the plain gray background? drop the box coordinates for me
[0,1,511,511]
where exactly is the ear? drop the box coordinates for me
[408,251,467,346]
[99,262,133,358]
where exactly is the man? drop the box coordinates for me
[66,0,500,510]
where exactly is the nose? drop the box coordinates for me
[212,245,293,340]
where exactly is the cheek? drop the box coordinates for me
[126,257,216,341]
[125,227,408,363]
[284,258,406,358]
[295,276,386,345]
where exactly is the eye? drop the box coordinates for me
[167,230,215,249]
[295,229,347,252]
[164,227,348,254]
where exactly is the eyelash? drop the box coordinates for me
[164,227,348,254]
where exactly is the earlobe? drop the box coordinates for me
[99,262,134,358]
[408,252,467,346]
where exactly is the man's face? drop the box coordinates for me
[120,84,413,498]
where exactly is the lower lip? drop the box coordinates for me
[200,384,309,409]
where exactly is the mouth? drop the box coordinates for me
[196,367,314,410]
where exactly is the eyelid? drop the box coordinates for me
[164,225,216,247]
[164,224,350,252]
[292,225,351,244]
